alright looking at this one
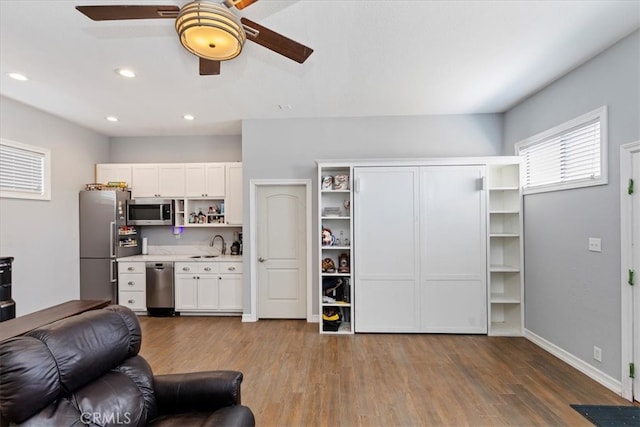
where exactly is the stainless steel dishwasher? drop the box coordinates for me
[146,262,174,316]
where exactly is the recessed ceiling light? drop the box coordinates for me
[183,114,195,121]
[115,68,136,78]
[106,116,119,122]
[7,73,28,81]
[278,104,292,110]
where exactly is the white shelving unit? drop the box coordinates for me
[487,161,523,336]
[318,163,354,334]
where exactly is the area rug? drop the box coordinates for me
[570,404,640,426]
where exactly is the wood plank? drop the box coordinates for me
[138,317,636,426]
[0,299,110,341]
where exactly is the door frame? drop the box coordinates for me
[620,140,640,401]
[247,179,313,322]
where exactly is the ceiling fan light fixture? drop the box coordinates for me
[176,1,246,61]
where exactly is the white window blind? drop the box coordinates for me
[0,139,51,200]
[516,106,607,194]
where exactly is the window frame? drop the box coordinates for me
[516,105,608,195]
[0,138,51,200]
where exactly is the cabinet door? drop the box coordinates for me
[175,275,198,310]
[219,275,242,310]
[158,164,185,197]
[205,164,225,198]
[354,167,421,332]
[197,275,219,309]
[185,164,206,197]
[96,164,132,186]
[225,163,243,225]
[419,166,487,333]
[131,164,159,198]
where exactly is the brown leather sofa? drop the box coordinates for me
[0,305,255,426]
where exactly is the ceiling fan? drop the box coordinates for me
[76,0,314,75]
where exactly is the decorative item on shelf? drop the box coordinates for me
[189,213,196,223]
[322,258,336,273]
[323,277,343,296]
[322,227,335,246]
[333,174,349,190]
[322,207,341,217]
[321,176,334,190]
[338,253,350,273]
[322,307,342,331]
[343,199,350,215]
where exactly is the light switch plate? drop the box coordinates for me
[588,237,602,252]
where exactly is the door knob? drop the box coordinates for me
[258,257,266,262]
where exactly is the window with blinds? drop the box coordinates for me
[0,139,51,200]
[516,106,608,194]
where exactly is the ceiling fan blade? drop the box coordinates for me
[241,18,313,64]
[223,0,260,10]
[200,58,221,76]
[75,5,179,21]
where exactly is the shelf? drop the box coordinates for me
[321,189,350,193]
[490,233,520,238]
[321,272,351,277]
[490,294,521,304]
[490,265,520,272]
[322,246,351,250]
[490,210,520,214]
[489,322,522,336]
[489,186,519,191]
[321,302,351,307]
[321,216,351,220]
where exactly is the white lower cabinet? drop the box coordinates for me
[175,261,242,313]
[118,261,146,312]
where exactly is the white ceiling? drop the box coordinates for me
[1,0,638,137]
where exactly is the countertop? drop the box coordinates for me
[117,254,242,262]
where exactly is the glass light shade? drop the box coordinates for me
[176,1,246,61]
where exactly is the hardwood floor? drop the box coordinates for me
[138,316,633,426]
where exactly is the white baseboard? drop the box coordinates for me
[309,314,319,323]
[524,329,622,395]
[242,313,256,322]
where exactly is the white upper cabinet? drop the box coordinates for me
[95,164,132,186]
[131,164,185,198]
[184,163,225,198]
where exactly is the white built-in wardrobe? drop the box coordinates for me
[354,163,488,333]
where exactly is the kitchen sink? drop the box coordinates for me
[189,255,218,259]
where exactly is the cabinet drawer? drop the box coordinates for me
[119,291,146,310]
[175,262,219,274]
[119,274,145,291]
[219,262,242,274]
[119,262,144,274]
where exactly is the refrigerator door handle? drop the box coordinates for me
[110,221,116,258]
[110,260,117,283]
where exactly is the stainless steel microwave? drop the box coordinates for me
[126,199,173,225]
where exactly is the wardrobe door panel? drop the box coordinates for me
[420,166,487,333]
[354,167,420,332]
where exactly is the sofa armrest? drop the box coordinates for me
[153,371,243,415]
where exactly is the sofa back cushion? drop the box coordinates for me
[0,305,144,423]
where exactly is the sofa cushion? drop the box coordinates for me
[0,336,60,423]
[25,304,141,393]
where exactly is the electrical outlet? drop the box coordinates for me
[593,346,602,362]
[588,237,602,252]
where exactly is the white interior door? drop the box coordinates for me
[256,185,307,318]
[633,151,640,402]
[419,166,487,333]
[354,167,421,332]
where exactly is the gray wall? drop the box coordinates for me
[109,135,241,163]
[242,114,504,316]
[0,96,109,315]
[503,30,640,380]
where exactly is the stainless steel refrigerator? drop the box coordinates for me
[79,190,141,302]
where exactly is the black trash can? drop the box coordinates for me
[0,257,15,321]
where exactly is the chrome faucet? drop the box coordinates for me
[210,234,226,255]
